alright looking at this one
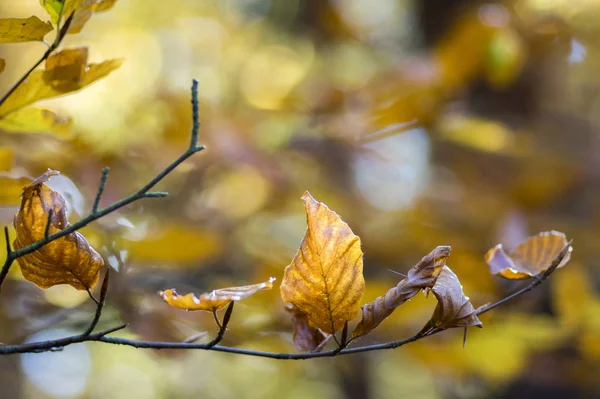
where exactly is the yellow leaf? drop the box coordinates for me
[436,114,516,154]
[0,17,53,43]
[13,170,104,290]
[93,0,118,12]
[285,304,327,352]
[125,223,222,264]
[352,246,450,339]
[280,191,365,334]
[159,277,276,312]
[0,56,122,117]
[0,58,5,74]
[485,231,572,279]
[0,107,72,137]
[44,47,89,91]
[428,266,482,330]
[0,176,32,205]
[63,0,84,20]
[68,0,119,34]
[0,147,13,171]
[484,27,527,88]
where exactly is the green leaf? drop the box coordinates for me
[40,0,64,25]
[0,17,53,43]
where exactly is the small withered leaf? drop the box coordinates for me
[428,266,482,330]
[285,304,327,352]
[13,170,104,290]
[485,231,572,279]
[159,277,276,312]
[280,192,365,334]
[352,246,451,339]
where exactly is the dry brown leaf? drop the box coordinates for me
[485,231,572,279]
[159,277,276,312]
[0,58,5,74]
[428,266,482,330]
[0,56,122,117]
[352,246,451,339]
[13,170,104,290]
[0,17,53,43]
[285,304,327,352]
[280,191,365,334]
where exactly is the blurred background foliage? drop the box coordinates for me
[1,0,600,398]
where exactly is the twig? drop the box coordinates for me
[183,332,208,344]
[92,167,110,215]
[0,13,75,108]
[82,269,111,336]
[206,302,234,348]
[0,79,204,292]
[0,244,570,357]
[44,210,53,240]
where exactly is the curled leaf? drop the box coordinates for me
[159,277,276,312]
[352,246,451,339]
[280,192,365,334]
[485,231,572,279]
[285,304,327,352]
[428,266,482,330]
[13,170,104,290]
[0,17,53,43]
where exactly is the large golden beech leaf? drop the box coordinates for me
[0,51,122,117]
[159,277,276,312]
[13,170,104,290]
[0,17,53,43]
[428,266,482,330]
[352,246,451,339]
[280,191,365,334]
[485,231,572,279]
[0,107,72,137]
[285,304,327,352]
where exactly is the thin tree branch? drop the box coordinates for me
[0,80,204,292]
[0,13,75,108]
[206,302,234,348]
[82,269,111,336]
[44,210,53,240]
[0,244,570,357]
[92,167,110,215]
